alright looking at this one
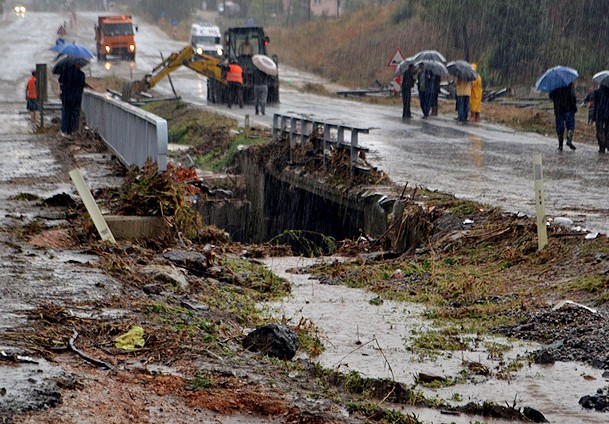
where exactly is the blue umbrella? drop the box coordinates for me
[535,66,579,92]
[51,42,95,59]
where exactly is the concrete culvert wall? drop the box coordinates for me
[200,147,433,253]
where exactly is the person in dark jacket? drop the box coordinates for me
[417,63,432,119]
[401,63,415,120]
[549,83,577,151]
[252,67,269,115]
[59,62,88,136]
[593,84,609,153]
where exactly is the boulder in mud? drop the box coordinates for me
[242,323,300,360]
[162,249,209,276]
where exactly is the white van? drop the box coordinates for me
[190,23,223,58]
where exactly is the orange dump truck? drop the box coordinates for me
[94,15,136,60]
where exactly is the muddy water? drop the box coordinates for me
[262,257,608,424]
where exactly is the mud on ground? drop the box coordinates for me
[2,105,609,424]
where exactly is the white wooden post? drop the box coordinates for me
[533,153,547,251]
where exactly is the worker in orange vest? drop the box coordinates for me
[226,60,243,109]
[25,70,40,130]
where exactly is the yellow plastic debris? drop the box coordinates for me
[114,326,145,351]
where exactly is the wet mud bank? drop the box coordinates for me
[199,146,430,250]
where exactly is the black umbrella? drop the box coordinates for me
[446,60,478,82]
[52,55,90,75]
[416,60,448,77]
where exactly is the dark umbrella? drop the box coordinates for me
[535,66,578,92]
[446,60,478,82]
[409,50,446,63]
[416,60,448,77]
[593,70,609,88]
[52,55,90,75]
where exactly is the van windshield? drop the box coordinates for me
[192,35,220,45]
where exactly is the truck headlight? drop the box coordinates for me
[129,44,135,52]
[196,47,203,55]
[105,45,111,53]
[216,48,223,57]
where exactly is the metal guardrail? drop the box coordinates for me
[81,91,168,171]
[272,114,370,175]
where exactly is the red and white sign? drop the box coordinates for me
[387,48,405,68]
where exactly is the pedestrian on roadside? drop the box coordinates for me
[583,88,595,125]
[252,67,269,115]
[25,70,40,131]
[59,62,88,137]
[417,63,432,119]
[549,83,577,151]
[593,83,609,153]
[430,73,441,116]
[401,63,415,120]
[226,59,243,109]
[455,77,472,123]
[469,63,482,122]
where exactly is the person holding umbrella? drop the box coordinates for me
[549,83,577,151]
[59,61,89,137]
[593,83,609,153]
[536,66,579,151]
[401,63,415,120]
[417,62,432,119]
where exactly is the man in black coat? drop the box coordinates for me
[59,63,87,136]
[549,83,577,151]
[401,64,415,120]
[593,84,609,153]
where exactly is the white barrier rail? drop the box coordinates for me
[81,91,168,171]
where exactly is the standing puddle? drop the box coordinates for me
[262,257,607,423]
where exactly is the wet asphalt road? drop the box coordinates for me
[2,10,608,236]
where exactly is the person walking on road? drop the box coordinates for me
[469,64,482,122]
[549,83,577,151]
[226,60,244,109]
[252,67,269,115]
[59,62,88,137]
[417,63,432,119]
[593,83,609,153]
[455,77,472,123]
[430,73,441,116]
[401,63,415,120]
[25,70,40,131]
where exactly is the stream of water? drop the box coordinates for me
[262,256,607,424]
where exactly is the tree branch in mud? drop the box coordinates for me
[68,330,114,370]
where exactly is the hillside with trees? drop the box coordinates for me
[266,0,609,89]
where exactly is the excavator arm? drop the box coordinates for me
[122,45,227,100]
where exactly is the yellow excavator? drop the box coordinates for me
[121,45,226,101]
[122,26,279,105]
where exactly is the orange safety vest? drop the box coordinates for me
[27,77,37,99]
[226,64,243,84]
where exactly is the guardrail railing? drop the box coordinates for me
[271,114,370,176]
[81,91,168,171]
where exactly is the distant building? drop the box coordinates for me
[282,0,343,18]
[310,0,341,17]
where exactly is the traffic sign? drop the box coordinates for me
[387,48,405,68]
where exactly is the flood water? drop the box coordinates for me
[262,256,608,424]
